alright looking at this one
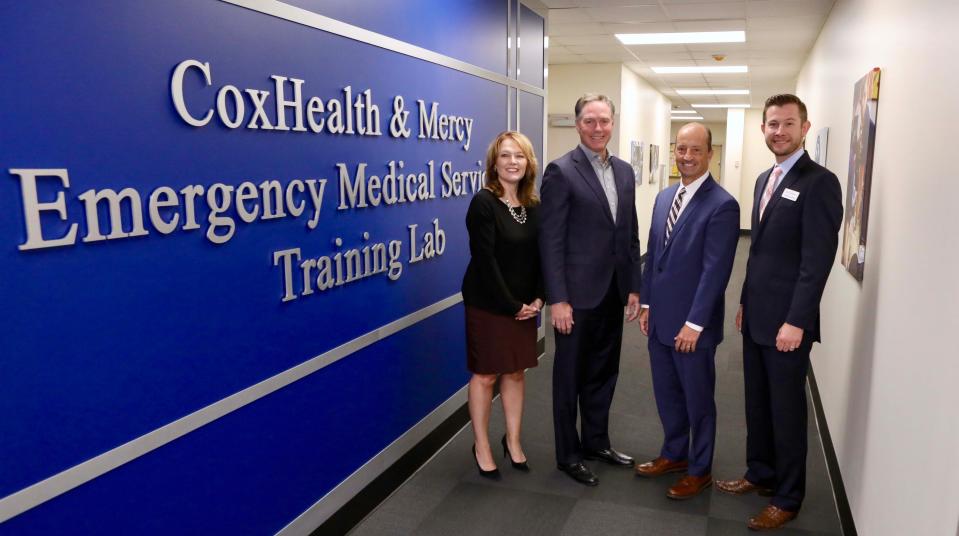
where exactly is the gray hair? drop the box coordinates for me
[574,93,616,118]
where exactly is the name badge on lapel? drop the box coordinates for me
[781,188,800,202]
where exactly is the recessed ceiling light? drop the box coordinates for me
[616,31,745,45]
[670,110,697,114]
[652,66,748,74]
[677,89,750,95]
[692,104,751,108]
[671,116,704,121]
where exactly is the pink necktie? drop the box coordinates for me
[759,165,783,220]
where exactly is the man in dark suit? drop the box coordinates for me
[635,123,739,499]
[539,93,642,486]
[716,94,843,531]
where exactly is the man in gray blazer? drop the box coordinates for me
[539,93,642,486]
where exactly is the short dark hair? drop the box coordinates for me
[763,94,807,123]
[574,93,616,118]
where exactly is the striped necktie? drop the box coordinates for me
[665,186,687,245]
[759,165,783,220]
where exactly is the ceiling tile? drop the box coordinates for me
[548,22,607,36]
[584,5,669,23]
[746,14,824,29]
[622,43,693,54]
[684,41,747,53]
[672,19,745,31]
[665,2,747,20]
[580,52,634,62]
[701,73,750,84]
[544,0,832,125]
[657,74,713,84]
[547,8,592,24]
[565,44,632,54]
[602,22,681,33]
[551,33,621,45]
[640,53,700,62]
[659,0,747,5]
[747,0,835,18]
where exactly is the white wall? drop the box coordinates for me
[619,65,672,255]
[722,108,745,215]
[740,108,770,230]
[796,1,959,534]
[546,63,622,164]
[546,63,672,255]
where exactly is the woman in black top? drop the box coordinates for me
[462,131,543,478]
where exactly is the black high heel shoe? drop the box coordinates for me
[472,445,501,479]
[501,434,530,472]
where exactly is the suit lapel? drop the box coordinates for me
[662,176,713,254]
[751,168,773,243]
[652,184,676,248]
[754,153,811,244]
[612,157,630,224]
[573,147,615,224]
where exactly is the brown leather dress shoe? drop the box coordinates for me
[747,504,797,531]
[666,474,712,500]
[715,477,773,496]
[635,457,688,477]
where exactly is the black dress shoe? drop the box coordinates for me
[583,447,634,466]
[472,445,501,480]
[557,462,599,486]
[501,434,530,472]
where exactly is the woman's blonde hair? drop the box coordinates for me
[484,131,539,206]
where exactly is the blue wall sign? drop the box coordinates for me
[1,0,545,533]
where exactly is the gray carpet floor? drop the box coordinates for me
[351,238,843,536]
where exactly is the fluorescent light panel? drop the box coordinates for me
[616,31,745,45]
[677,89,749,95]
[670,110,697,114]
[652,65,748,74]
[692,104,750,108]
[671,116,704,121]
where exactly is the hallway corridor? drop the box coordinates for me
[351,238,843,536]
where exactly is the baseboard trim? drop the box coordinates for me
[312,400,472,535]
[313,342,547,535]
[807,365,858,536]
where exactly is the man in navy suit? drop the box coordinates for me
[539,94,642,486]
[634,123,740,500]
[716,94,842,531]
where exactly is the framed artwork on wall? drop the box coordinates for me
[630,140,645,185]
[841,67,881,281]
[814,127,829,166]
[648,144,660,184]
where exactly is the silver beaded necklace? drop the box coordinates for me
[500,197,527,224]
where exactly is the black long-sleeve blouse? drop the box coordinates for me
[461,188,543,316]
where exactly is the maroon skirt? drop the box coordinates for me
[465,305,538,374]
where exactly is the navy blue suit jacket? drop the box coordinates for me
[741,152,843,346]
[539,146,642,308]
[640,175,740,349]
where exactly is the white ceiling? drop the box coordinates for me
[543,0,836,122]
